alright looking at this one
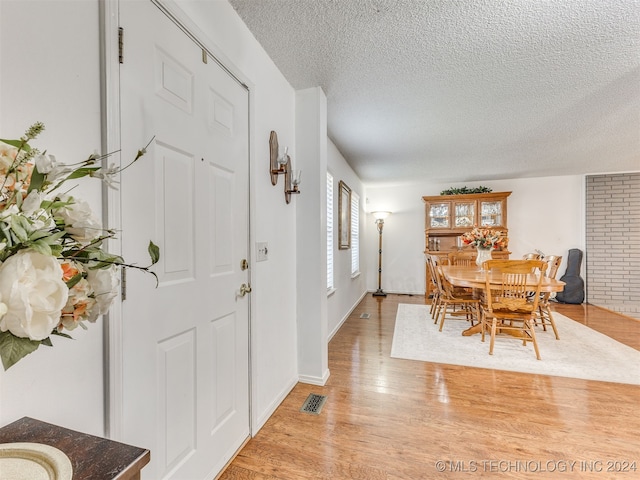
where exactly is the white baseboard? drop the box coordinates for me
[328,290,368,341]
[298,368,330,386]
[367,289,426,296]
[252,375,298,434]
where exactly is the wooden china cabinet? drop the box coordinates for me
[422,191,512,297]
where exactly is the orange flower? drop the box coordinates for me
[72,302,88,321]
[60,262,80,282]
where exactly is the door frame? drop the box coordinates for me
[100,0,256,441]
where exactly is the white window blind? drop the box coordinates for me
[351,192,360,275]
[327,172,334,291]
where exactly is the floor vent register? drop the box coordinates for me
[300,393,327,415]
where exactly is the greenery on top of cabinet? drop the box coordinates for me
[440,186,492,195]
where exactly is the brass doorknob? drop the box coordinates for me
[239,283,252,297]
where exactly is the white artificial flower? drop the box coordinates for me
[55,195,102,244]
[28,209,56,232]
[34,153,57,174]
[0,250,68,341]
[0,204,18,220]
[21,190,43,216]
[46,164,73,184]
[86,265,119,321]
[91,163,120,190]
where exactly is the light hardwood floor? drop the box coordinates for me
[220,294,640,479]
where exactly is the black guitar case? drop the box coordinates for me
[555,248,585,304]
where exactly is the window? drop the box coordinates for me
[327,171,334,291]
[351,191,359,275]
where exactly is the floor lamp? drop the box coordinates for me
[372,211,391,297]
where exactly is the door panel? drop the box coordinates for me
[157,142,196,282]
[158,330,196,473]
[211,313,236,427]
[119,1,250,478]
[155,47,194,113]
[210,166,234,274]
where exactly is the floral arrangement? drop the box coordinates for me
[460,227,508,250]
[0,122,158,370]
[440,186,492,195]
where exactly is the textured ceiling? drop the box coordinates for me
[229,0,640,184]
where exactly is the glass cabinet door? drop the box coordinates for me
[480,200,503,227]
[429,202,450,228]
[454,201,475,227]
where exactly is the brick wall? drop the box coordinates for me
[586,173,640,319]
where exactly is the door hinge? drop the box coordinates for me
[121,267,127,301]
[118,27,124,64]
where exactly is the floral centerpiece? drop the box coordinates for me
[0,122,158,370]
[460,227,508,250]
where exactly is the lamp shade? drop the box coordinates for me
[372,211,391,220]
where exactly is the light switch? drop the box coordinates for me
[256,242,268,262]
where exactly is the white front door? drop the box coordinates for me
[119,1,250,478]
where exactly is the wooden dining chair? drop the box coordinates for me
[480,259,548,359]
[448,250,477,267]
[425,255,442,320]
[429,254,459,322]
[535,255,562,339]
[433,264,480,332]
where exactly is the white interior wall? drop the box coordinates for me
[327,139,367,338]
[0,0,104,435]
[295,87,329,385]
[364,175,585,294]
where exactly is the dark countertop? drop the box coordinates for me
[0,417,150,480]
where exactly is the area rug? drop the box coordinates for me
[390,303,640,385]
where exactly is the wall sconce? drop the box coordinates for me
[372,211,391,297]
[284,167,301,204]
[269,131,287,185]
[269,130,301,204]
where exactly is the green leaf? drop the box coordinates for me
[9,216,28,242]
[50,331,73,340]
[0,138,30,151]
[65,167,100,180]
[28,165,46,193]
[86,256,123,269]
[0,331,41,370]
[28,229,52,241]
[66,272,84,289]
[30,240,53,256]
[45,199,72,210]
[41,230,67,245]
[148,241,160,265]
